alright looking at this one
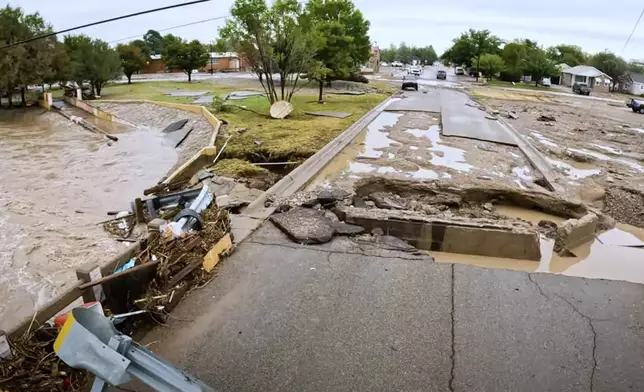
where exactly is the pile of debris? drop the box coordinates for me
[1,325,90,391]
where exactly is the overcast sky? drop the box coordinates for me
[8,0,644,60]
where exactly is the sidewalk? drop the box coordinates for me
[140,222,644,391]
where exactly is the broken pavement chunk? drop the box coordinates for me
[370,192,407,210]
[270,207,336,244]
[161,119,189,133]
[537,115,556,122]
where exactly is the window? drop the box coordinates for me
[595,79,600,85]
[574,75,586,83]
[211,58,219,64]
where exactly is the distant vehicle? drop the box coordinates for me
[572,82,591,95]
[455,67,465,75]
[437,70,447,80]
[630,99,644,113]
[409,66,422,76]
[539,77,552,87]
[468,69,478,77]
[402,75,418,91]
[391,61,403,67]
[381,62,389,67]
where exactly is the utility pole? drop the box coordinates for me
[210,41,214,75]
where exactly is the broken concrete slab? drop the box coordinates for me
[370,192,407,210]
[305,111,353,119]
[161,119,189,134]
[165,91,208,97]
[225,91,266,100]
[355,177,588,219]
[555,213,599,252]
[216,183,264,210]
[270,207,336,244]
[331,221,365,236]
[193,95,215,104]
[337,205,542,260]
[164,126,193,148]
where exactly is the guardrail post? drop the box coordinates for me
[76,263,103,303]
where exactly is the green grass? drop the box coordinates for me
[211,158,270,178]
[487,80,553,91]
[97,81,239,104]
[214,92,389,163]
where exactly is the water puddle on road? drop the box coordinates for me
[568,147,644,173]
[359,112,402,158]
[0,109,178,331]
[546,157,601,180]
[434,205,644,284]
[405,126,474,172]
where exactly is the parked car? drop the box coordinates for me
[409,66,422,76]
[630,99,644,113]
[381,62,389,67]
[572,82,591,95]
[539,77,552,87]
[437,70,447,80]
[468,69,478,77]
[455,67,465,75]
[402,75,418,91]
[391,61,403,67]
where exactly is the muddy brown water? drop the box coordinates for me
[434,205,644,284]
[0,109,177,331]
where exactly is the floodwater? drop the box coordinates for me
[434,205,644,285]
[0,109,177,331]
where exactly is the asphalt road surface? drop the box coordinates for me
[138,224,644,392]
[128,67,644,392]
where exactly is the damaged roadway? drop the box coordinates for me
[138,222,644,391]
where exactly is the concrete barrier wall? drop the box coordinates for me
[63,96,134,126]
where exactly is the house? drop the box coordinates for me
[200,52,249,73]
[142,54,183,74]
[561,65,612,90]
[551,63,570,85]
[618,72,644,95]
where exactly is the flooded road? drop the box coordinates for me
[0,109,177,331]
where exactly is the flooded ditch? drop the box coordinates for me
[0,108,178,331]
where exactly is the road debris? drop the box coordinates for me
[537,115,556,122]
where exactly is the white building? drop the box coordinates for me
[561,65,612,90]
[619,72,644,95]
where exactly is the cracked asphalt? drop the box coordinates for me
[137,222,644,392]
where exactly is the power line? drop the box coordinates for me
[0,0,212,50]
[108,15,228,44]
[622,9,644,55]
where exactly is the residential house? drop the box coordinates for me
[200,52,249,73]
[618,72,644,95]
[551,63,570,85]
[561,65,612,90]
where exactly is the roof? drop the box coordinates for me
[210,52,238,58]
[628,72,644,83]
[150,54,162,60]
[563,65,612,79]
[557,63,570,71]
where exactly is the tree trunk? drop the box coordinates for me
[187,70,192,83]
[8,92,12,108]
[127,73,132,84]
[535,79,539,87]
[21,88,26,106]
[96,83,102,97]
[475,56,480,82]
[318,80,324,103]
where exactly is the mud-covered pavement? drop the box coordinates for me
[0,109,178,331]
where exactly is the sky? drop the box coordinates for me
[8,0,644,61]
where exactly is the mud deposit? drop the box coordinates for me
[310,111,539,191]
[0,109,177,331]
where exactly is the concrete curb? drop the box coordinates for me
[230,93,399,243]
[497,116,564,194]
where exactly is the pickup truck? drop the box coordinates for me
[572,82,591,95]
[629,99,644,113]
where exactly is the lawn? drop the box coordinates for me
[213,92,389,163]
[98,81,245,104]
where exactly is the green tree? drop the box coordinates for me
[222,0,314,103]
[546,44,585,66]
[380,43,397,63]
[590,51,627,91]
[131,39,151,58]
[469,29,503,81]
[397,42,411,63]
[43,41,71,88]
[628,60,644,74]
[501,42,527,81]
[143,29,163,54]
[117,43,147,84]
[477,53,504,79]
[64,35,121,96]
[304,0,371,102]
[442,29,502,76]
[211,37,233,52]
[163,39,209,82]
[524,47,557,86]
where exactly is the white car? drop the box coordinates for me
[391,61,403,67]
[409,66,422,76]
[539,77,552,87]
